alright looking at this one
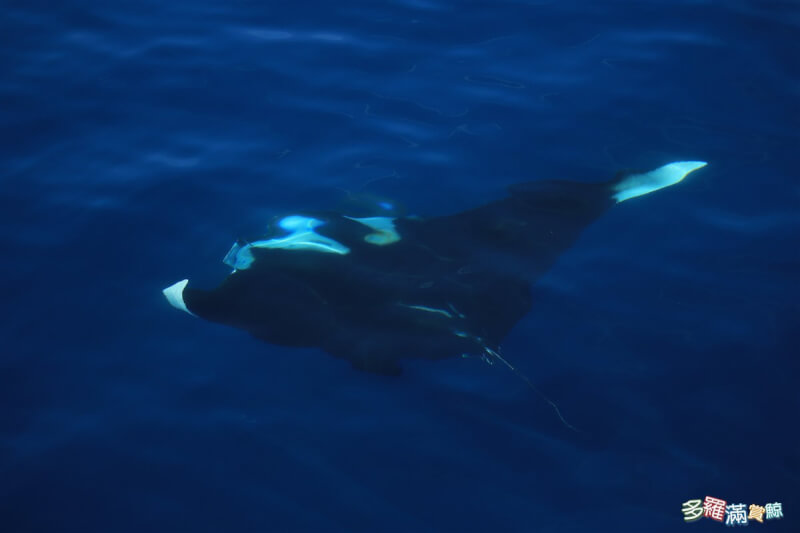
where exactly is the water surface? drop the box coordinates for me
[2,1,798,531]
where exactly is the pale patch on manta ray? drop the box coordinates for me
[398,303,454,318]
[223,215,350,271]
[344,216,401,245]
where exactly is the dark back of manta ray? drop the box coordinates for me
[186,178,614,375]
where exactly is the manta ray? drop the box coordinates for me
[163,161,707,376]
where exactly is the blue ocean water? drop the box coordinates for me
[2,0,798,531]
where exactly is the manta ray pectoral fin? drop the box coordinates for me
[162,279,197,316]
[612,161,707,203]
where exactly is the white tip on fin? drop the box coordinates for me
[162,279,196,316]
[612,161,707,203]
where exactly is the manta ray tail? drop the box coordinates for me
[481,346,582,433]
[611,161,707,203]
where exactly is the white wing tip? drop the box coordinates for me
[613,160,708,203]
[162,279,196,316]
[667,160,707,173]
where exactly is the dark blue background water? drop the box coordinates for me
[2,1,798,531]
